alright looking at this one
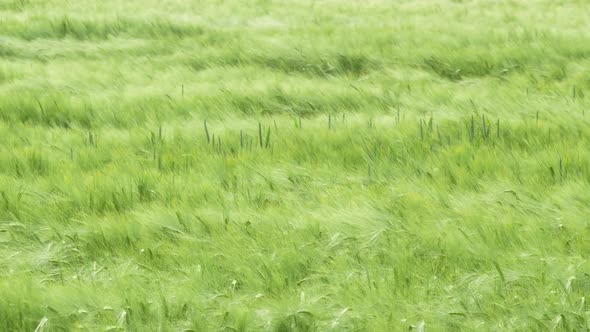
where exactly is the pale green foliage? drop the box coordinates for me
[1,0,590,331]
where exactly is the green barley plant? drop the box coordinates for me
[1,0,590,331]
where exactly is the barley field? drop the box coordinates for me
[1,0,590,331]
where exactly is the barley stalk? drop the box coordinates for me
[204,120,210,144]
